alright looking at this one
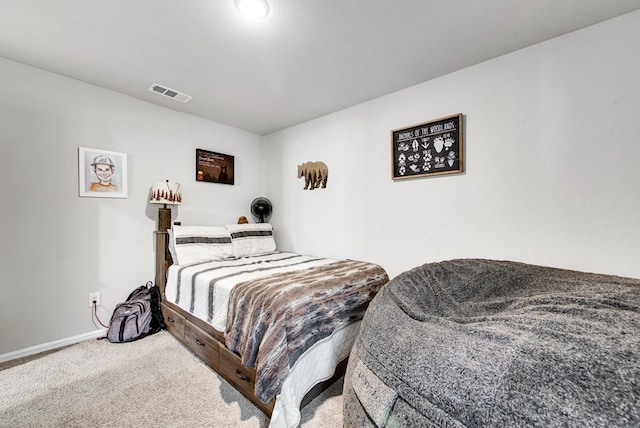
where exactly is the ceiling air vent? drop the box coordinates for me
[148,83,192,103]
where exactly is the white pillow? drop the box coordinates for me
[167,229,178,264]
[171,225,234,265]
[225,223,276,257]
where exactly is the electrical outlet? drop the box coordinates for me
[88,292,101,308]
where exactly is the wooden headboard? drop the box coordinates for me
[154,231,171,296]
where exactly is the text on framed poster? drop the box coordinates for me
[391,113,463,180]
[196,148,234,185]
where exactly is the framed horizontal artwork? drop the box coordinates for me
[78,147,128,198]
[196,148,234,185]
[391,113,463,180]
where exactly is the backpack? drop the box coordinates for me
[107,281,165,343]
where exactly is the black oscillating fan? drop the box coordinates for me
[250,197,273,223]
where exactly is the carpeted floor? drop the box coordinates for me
[0,331,343,427]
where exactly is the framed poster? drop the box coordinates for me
[78,147,128,198]
[196,148,234,185]
[391,113,463,180]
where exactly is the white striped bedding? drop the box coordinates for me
[164,251,337,332]
[164,251,387,428]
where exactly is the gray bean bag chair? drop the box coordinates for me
[343,259,640,427]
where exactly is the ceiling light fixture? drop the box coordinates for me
[234,0,269,20]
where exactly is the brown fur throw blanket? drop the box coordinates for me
[225,259,388,403]
[344,259,640,427]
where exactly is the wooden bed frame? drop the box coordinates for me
[154,230,348,418]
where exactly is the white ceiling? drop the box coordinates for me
[2,0,640,135]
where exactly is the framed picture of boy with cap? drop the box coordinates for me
[78,147,128,198]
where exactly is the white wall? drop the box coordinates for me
[263,11,640,280]
[3,10,640,358]
[0,58,263,355]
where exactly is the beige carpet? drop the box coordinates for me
[0,331,343,427]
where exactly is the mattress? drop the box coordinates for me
[165,252,336,331]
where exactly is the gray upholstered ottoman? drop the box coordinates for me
[343,259,640,427]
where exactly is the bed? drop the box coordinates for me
[154,223,388,428]
[343,258,640,427]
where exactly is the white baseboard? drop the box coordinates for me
[0,329,108,364]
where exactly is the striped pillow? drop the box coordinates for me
[226,223,276,257]
[171,225,234,265]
